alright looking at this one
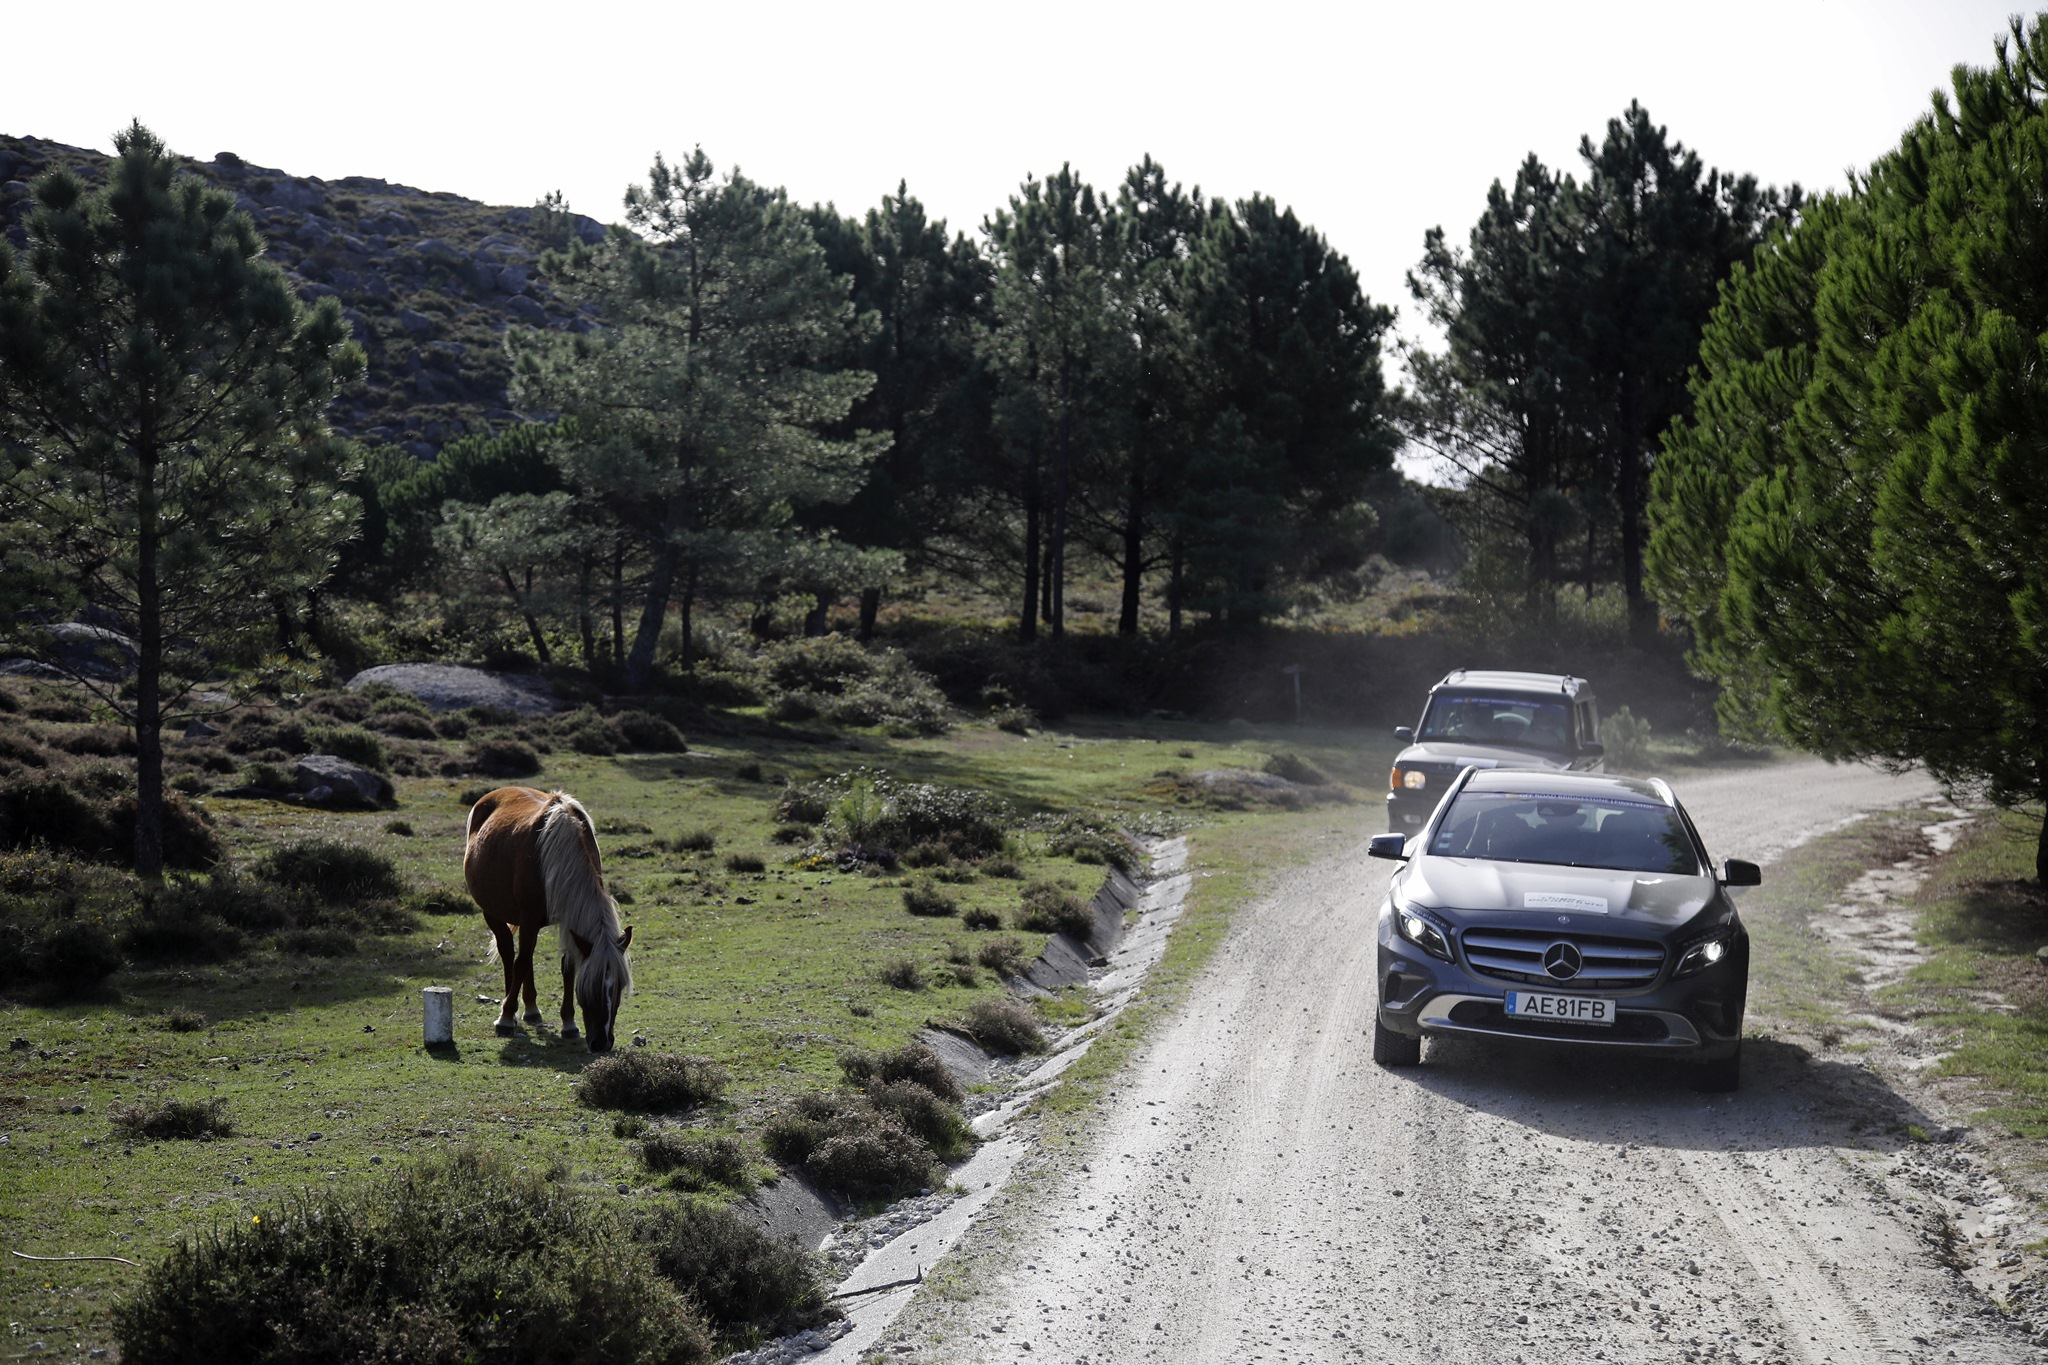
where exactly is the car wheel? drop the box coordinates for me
[1372,1018,1421,1068]
[1691,1041,1741,1093]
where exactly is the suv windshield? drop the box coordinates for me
[1429,789,1700,875]
[1417,693,1572,753]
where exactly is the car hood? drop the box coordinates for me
[1395,741,1572,770]
[1403,856,1716,928]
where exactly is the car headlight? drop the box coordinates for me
[1396,907,1453,962]
[1388,767,1428,791]
[1673,929,1736,977]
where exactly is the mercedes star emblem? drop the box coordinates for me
[1542,940,1584,980]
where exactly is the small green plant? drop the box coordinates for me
[383,819,415,837]
[110,1096,233,1140]
[157,1007,207,1033]
[976,937,1030,977]
[724,853,766,875]
[577,1052,729,1113]
[878,956,924,991]
[670,829,718,853]
[303,724,389,773]
[901,879,957,917]
[961,906,1002,931]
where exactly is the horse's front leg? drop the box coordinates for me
[517,923,544,1026]
[558,952,581,1041]
[489,921,521,1035]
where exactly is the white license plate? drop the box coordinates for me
[1506,991,1616,1025]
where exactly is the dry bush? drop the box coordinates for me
[1015,881,1093,938]
[975,937,1031,978]
[110,1097,233,1141]
[961,998,1046,1055]
[878,957,923,991]
[901,879,957,917]
[577,1052,729,1113]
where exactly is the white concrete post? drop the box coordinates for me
[422,986,454,1045]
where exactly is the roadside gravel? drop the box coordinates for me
[876,759,2043,1364]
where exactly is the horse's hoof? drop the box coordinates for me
[523,1011,544,1026]
[494,1020,519,1037]
[561,1024,581,1041]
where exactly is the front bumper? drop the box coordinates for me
[1375,910,1747,1061]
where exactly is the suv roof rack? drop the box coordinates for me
[1435,669,1588,697]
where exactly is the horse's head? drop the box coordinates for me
[570,925,634,1052]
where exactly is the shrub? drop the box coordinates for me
[1605,705,1653,766]
[112,1149,714,1365]
[976,937,1030,978]
[305,691,371,722]
[637,1200,827,1345]
[368,710,437,740]
[638,1129,753,1190]
[110,1097,233,1140]
[878,957,923,991]
[864,1079,973,1160]
[980,856,1023,880]
[668,829,717,853]
[1016,881,1093,938]
[1044,817,1137,873]
[780,768,1008,861]
[961,906,1002,931]
[0,731,50,770]
[837,1043,962,1103]
[724,853,765,875]
[433,712,471,740]
[52,725,135,757]
[110,792,221,870]
[256,839,405,904]
[769,823,810,845]
[961,998,1046,1055]
[406,887,472,917]
[158,1007,207,1033]
[121,894,244,963]
[466,737,540,778]
[578,1052,728,1113]
[274,928,358,957]
[612,711,687,753]
[1262,751,1330,786]
[901,879,956,917]
[805,1118,936,1198]
[30,916,124,993]
[0,771,116,857]
[302,725,388,773]
[560,712,622,755]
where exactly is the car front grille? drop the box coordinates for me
[1459,926,1665,989]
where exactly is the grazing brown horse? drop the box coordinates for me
[463,786,634,1052]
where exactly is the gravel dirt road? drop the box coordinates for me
[888,759,2042,1364]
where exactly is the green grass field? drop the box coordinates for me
[0,705,1390,1355]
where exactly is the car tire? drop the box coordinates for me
[1372,1018,1421,1068]
[1691,1041,1741,1093]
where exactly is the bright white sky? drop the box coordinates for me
[4,0,2025,365]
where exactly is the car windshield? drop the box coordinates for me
[1428,789,1700,875]
[1416,693,1572,753]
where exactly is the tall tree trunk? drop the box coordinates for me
[610,539,626,671]
[1118,462,1144,636]
[1020,482,1041,644]
[501,567,551,663]
[858,586,882,642]
[680,567,697,671]
[134,433,164,879]
[1619,372,1654,643]
[625,500,683,690]
[1050,404,1070,640]
[577,560,597,669]
[1167,539,1185,638]
[805,593,830,637]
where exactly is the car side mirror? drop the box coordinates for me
[1720,858,1761,887]
[1578,741,1605,758]
[1393,726,1414,742]
[1368,833,1409,862]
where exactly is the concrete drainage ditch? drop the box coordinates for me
[724,836,1193,1365]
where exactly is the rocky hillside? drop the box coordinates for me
[0,133,610,459]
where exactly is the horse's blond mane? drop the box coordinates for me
[535,792,632,1000]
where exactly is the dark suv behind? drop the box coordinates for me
[1387,669,1604,831]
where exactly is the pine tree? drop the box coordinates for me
[0,122,364,875]
[509,149,879,687]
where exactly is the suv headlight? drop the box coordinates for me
[1389,767,1428,791]
[1395,907,1453,962]
[1673,928,1737,977]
